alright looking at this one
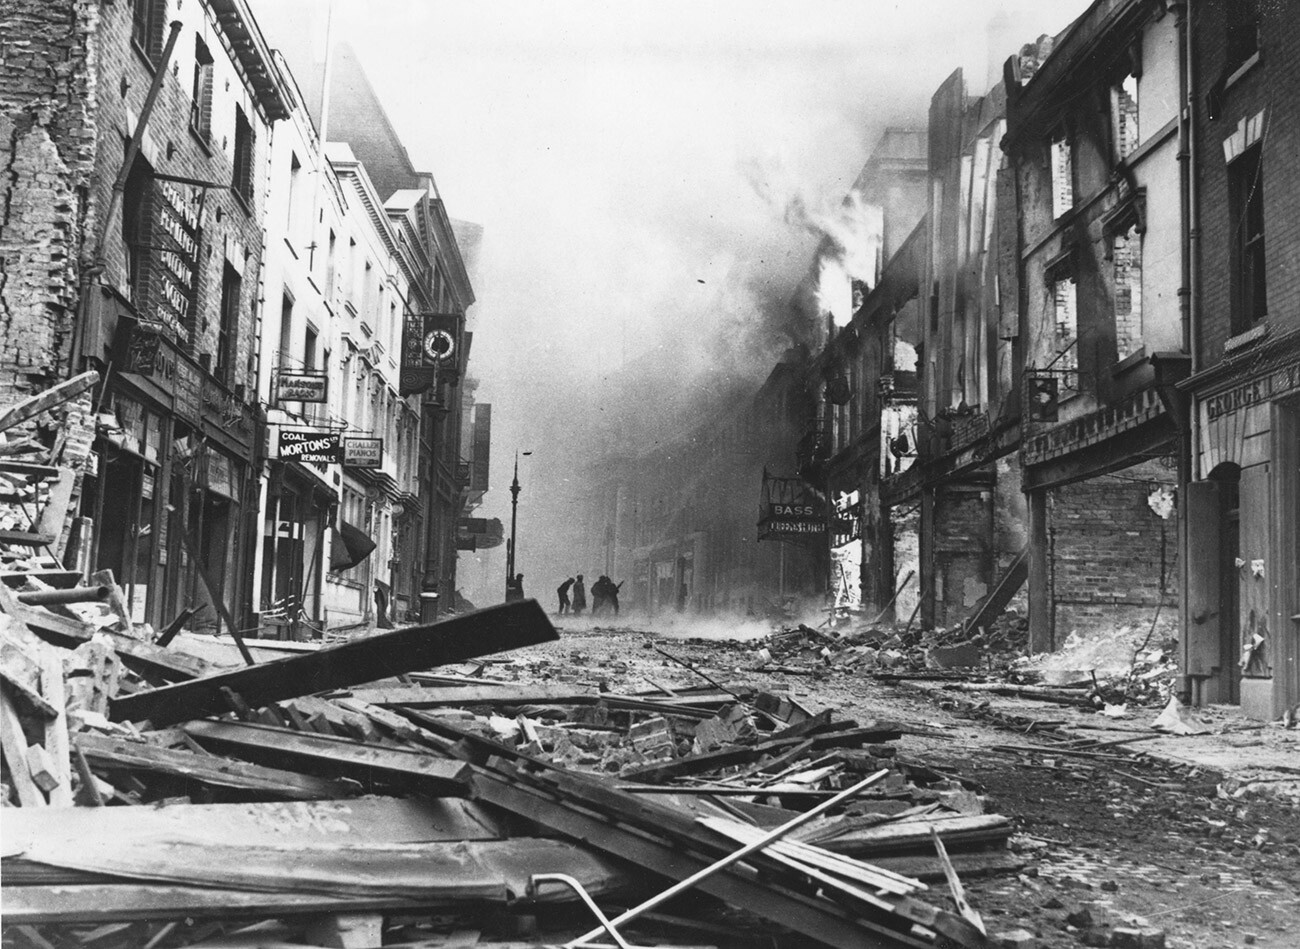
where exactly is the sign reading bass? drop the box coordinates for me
[279,429,340,464]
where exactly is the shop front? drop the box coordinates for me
[1184,337,1300,720]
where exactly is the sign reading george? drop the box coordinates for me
[276,371,329,404]
[341,436,383,468]
[279,429,340,464]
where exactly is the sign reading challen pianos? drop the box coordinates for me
[341,436,383,468]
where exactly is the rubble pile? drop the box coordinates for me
[0,581,1027,949]
[733,611,1179,714]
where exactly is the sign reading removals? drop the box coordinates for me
[278,429,340,464]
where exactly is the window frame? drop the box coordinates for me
[1229,143,1266,334]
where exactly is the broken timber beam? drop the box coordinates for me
[110,600,559,726]
[183,719,472,796]
[74,732,359,801]
[0,370,98,434]
[466,763,933,949]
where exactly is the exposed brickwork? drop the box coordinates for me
[0,0,98,411]
[1047,458,1179,637]
[1194,0,1300,358]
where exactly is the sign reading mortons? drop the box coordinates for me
[278,429,340,464]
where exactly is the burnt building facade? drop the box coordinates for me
[1003,0,1187,653]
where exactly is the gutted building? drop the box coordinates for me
[1003,0,1187,653]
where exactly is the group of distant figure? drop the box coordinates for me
[556,574,623,616]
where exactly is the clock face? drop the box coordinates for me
[423,330,454,360]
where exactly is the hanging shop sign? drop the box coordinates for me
[341,436,383,468]
[276,370,329,404]
[279,429,341,464]
[757,469,829,540]
[149,180,203,340]
[399,312,459,395]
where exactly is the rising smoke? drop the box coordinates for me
[326,0,1089,608]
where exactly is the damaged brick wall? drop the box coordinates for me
[931,481,992,628]
[0,0,99,410]
[1047,458,1179,638]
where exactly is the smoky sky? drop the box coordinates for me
[288,0,1084,605]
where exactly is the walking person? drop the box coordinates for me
[557,576,574,614]
[571,574,586,615]
[608,579,624,616]
[591,575,609,616]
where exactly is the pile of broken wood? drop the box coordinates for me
[3,584,1021,949]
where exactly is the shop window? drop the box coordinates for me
[1229,144,1266,334]
[131,0,167,64]
[1111,72,1139,161]
[215,262,241,385]
[232,105,254,206]
[1227,0,1261,73]
[190,37,214,145]
[1051,131,1073,219]
[1112,225,1143,359]
[121,152,154,307]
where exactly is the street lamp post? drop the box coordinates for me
[505,450,530,601]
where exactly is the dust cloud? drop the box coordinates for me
[275,0,1085,609]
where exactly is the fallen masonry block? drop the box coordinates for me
[992,929,1037,948]
[110,600,559,726]
[926,644,983,669]
[1110,927,1166,949]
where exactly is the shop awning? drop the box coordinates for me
[330,520,377,572]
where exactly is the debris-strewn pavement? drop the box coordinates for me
[2,594,1298,949]
[538,620,1300,949]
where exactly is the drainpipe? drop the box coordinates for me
[72,20,183,372]
[1174,0,1200,704]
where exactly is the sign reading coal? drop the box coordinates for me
[279,429,340,464]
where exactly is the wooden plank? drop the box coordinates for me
[812,814,1013,857]
[74,732,358,801]
[25,744,61,793]
[183,719,472,796]
[0,884,438,924]
[962,546,1028,636]
[37,640,73,805]
[0,370,98,434]
[342,683,600,708]
[0,618,59,718]
[1,797,504,852]
[0,683,46,805]
[465,766,935,949]
[110,600,559,726]
[32,468,76,550]
[14,836,625,903]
